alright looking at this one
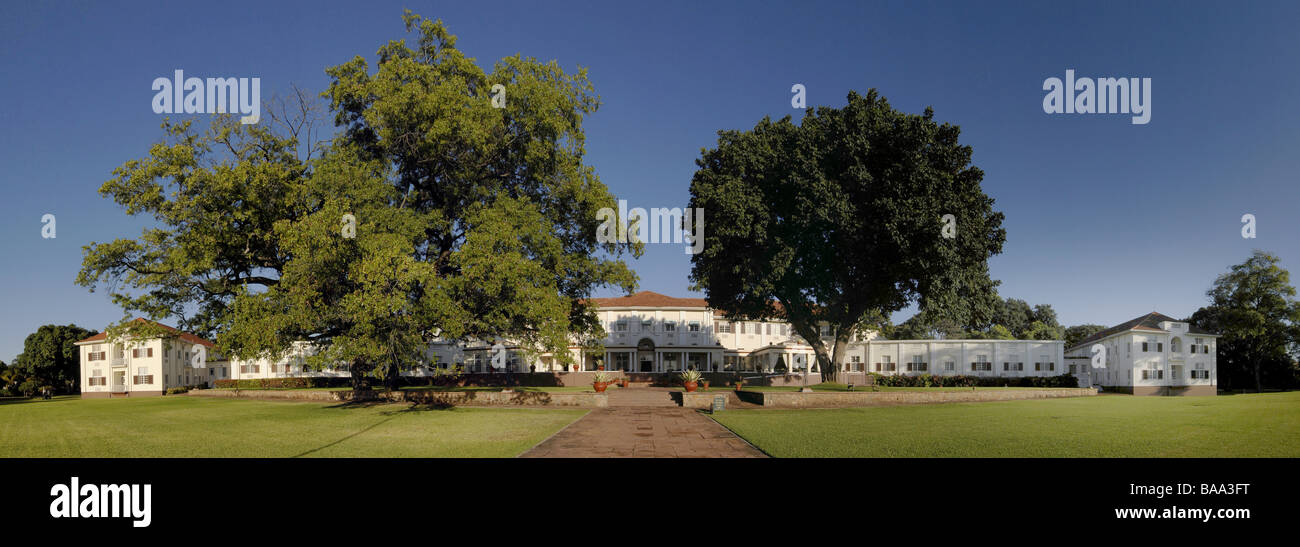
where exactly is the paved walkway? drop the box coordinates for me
[519,388,766,458]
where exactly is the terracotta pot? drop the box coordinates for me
[593,382,607,393]
[701,382,710,391]
[735,384,744,391]
[684,381,698,392]
[598,365,605,371]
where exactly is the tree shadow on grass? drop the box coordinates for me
[290,414,399,458]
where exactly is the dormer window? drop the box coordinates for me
[665,321,678,332]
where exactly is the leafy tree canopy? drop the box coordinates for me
[1190,250,1300,391]
[78,12,639,388]
[688,89,1005,382]
[12,324,96,393]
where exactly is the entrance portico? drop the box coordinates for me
[602,337,721,373]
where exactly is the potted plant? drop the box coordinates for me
[619,378,629,388]
[701,378,711,391]
[679,370,702,392]
[734,376,744,391]
[592,371,611,393]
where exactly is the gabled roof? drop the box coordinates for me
[74,318,215,348]
[589,291,710,309]
[1067,312,1217,352]
[589,290,793,320]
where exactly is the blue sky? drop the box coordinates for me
[2,0,1298,361]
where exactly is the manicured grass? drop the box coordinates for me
[711,391,1300,457]
[214,385,606,393]
[742,382,1053,393]
[0,396,586,457]
[398,386,604,393]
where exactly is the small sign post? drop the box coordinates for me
[711,395,726,413]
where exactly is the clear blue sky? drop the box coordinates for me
[2,0,1298,362]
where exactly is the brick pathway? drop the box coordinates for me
[519,389,766,458]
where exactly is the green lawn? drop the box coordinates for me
[711,391,1300,457]
[214,385,603,393]
[0,396,586,457]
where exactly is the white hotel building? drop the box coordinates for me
[74,318,230,398]
[220,292,1067,387]
[79,296,1214,396]
[1063,312,1219,396]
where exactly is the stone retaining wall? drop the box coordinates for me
[742,387,1096,408]
[674,391,744,409]
[189,388,607,407]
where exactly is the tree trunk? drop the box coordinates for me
[384,360,398,392]
[1254,360,1263,393]
[350,360,371,397]
[815,349,836,384]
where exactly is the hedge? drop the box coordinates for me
[869,373,1079,388]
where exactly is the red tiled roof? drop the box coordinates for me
[589,291,709,308]
[75,318,215,347]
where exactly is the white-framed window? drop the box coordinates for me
[641,320,653,332]
[781,324,789,336]
[944,361,954,371]
[665,321,677,332]
[1171,338,1181,352]
[876,355,895,372]
[713,321,727,333]
[820,325,832,336]
[615,321,628,332]
[688,322,700,332]
[739,323,746,334]
[766,324,772,335]
[907,355,927,372]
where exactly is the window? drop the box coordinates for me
[615,321,628,332]
[665,321,677,332]
[133,366,153,385]
[876,355,895,372]
[820,325,832,337]
[766,324,772,335]
[688,322,701,332]
[907,355,927,372]
[1142,342,1148,352]
[1171,338,1181,352]
[1157,342,1163,352]
[739,323,746,334]
[944,361,954,371]
[781,325,789,336]
[715,322,729,333]
[641,320,653,332]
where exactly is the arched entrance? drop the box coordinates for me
[636,338,655,373]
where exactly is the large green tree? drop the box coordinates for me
[12,324,96,393]
[1190,250,1300,391]
[688,90,1005,382]
[1064,324,1107,348]
[78,12,639,389]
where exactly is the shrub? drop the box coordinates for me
[866,373,1076,388]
